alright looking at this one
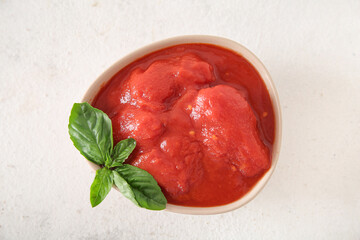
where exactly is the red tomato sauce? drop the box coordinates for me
[92,44,275,207]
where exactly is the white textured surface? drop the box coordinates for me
[0,0,359,239]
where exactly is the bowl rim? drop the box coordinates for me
[82,35,282,215]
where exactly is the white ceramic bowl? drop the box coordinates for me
[82,35,282,215]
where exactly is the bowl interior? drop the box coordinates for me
[82,35,282,215]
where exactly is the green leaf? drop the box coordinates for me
[90,168,113,207]
[109,162,123,168]
[104,152,113,168]
[112,171,139,207]
[115,165,167,210]
[112,138,136,164]
[68,103,113,165]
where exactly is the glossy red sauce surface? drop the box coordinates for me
[92,44,275,207]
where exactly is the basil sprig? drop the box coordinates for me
[68,103,167,210]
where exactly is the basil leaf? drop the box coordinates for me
[68,103,113,165]
[112,138,136,164]
[90,168,113,207]
[115,165,167,210]
[104,152,113,168]
[110,162,123,168]
[112,171,139,207]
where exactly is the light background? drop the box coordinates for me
[0,0,359,239]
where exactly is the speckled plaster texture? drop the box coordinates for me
[0,0,359,239]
